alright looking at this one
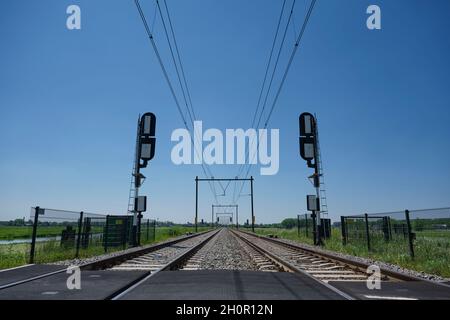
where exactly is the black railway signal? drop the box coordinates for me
[138,112,156,169]
[299,112,322,245]
[299,112,316,169]
[131,112,156,247]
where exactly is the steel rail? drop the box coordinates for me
[108,229,221,300]
[230,229,355,300]
[237,230,450,288]
[0,230,214,291]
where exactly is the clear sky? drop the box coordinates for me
[1,0,449,223]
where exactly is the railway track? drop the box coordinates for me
[231,230,450,286]
[179,228,282,272]
[173,228,360,299]
[106,232,216,272]
[107,229,220,299]
[109,228,354,300]
[231,230,373,283]
[1,228,449,300]
[0,229,217,292]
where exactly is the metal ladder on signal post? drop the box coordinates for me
[315,116,329,217]
[127,117,141,216]
[126,164,137,215]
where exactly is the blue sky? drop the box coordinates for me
[0,0,449,223]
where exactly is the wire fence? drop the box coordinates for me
[340,207,450,258]
[297,214,314,238]
[140,218,156,245]
[27,207,156,264]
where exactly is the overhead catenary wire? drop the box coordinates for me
[234,0,297,199]
[254,0,297,131]
[134,0,219,204]
[134,0,187,127]
[157,0,225,199]
[135,0,317,206]
[236,0,288,180]
[264,0,317,126]
[250,0,287,130]
[235,0,317,203]
[161,0,196,120]
[236,0,295,180]
[156,0,195,126]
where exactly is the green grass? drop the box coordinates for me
[254,227,315,245]
[0,243,30,269]
[0,225,212,270]
[0,225,103,240]
[0,226,57,240]
[254,227,450,278]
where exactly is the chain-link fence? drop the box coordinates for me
[340,207,450,259]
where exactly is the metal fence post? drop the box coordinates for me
[104,215,110,253]
[122,218,127,250]
[405,210,415,259]
[297,215,300,237]
[146,219,150,242]
[75,211,84,258]
[250,176,255,233]
[195,176,198,233]
[388,217,392,240]
[365,213,371,252]
[305,214,308,238]
[236,205,239,230]
[29,206,40,264]
[311,213,317,245]
[137,214,142,246]
[153,219,156,242]
[341,216,346,245]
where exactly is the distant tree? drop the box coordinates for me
[413,219,425,231]
[14,218,25,226]
[281,218,297,229]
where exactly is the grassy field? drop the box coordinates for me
[254,227,450,278]
[0,225,212,270]
[0,226,58,240]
